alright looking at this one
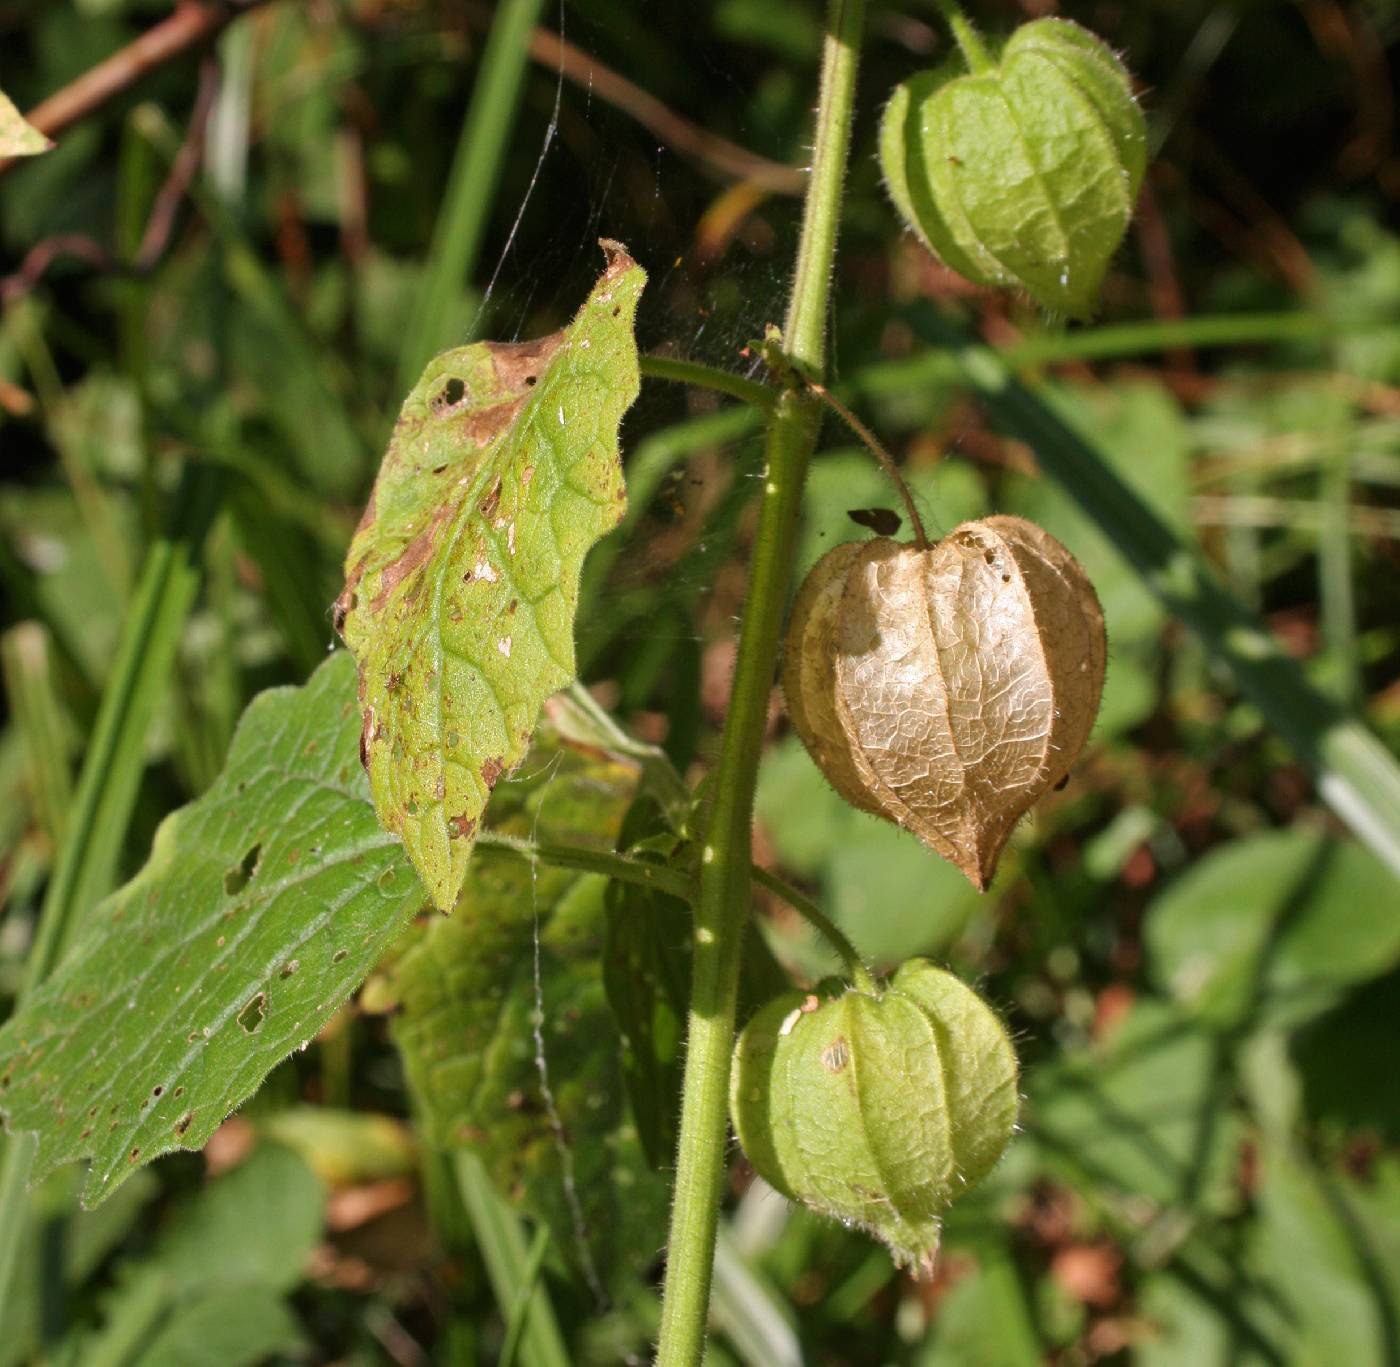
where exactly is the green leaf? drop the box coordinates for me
[0,652,424,1203]
[1249,1144,1400,1364]
[151,1142,326,1293]
[1292,972,1400,1141]
[1146,830,1400,1030]
[1028,1001,1239,1211]
[132,1286,306,1367]
[914,1246,1040,1365]
[338,242,646,911]
[388,732,669,1298]
[58,1144,323,1367]
[258,1106,417,1185]
[603,799,690,1170]
[0,89,51,158]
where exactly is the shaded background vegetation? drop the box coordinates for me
[2,0,1400,1362]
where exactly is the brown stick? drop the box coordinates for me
[0,0,270,177]
[460,2,806,196]
[6,0,802,200]
[1,61,218,302]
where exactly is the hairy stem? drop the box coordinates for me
[474,830,694,900]
[654,3,865,1362]
[934,0,994,73]
[751,867,875,992]
[805,379,931,548]
[639,354,775,409]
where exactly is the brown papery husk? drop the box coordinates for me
[783,516,1105,890]
[781,540,893,823]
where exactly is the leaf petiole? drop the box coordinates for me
[802,379,932,549]
[478,829,874,990]
[752,867,877,994]
[639,354,776,409]
[474,830,694,901]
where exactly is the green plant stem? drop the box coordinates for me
[751,867,875,992]
[804,378,930,547]
[397,0,546,390]
[934,0,993,73]
[639,355,775,409]
[475,830,694,900]
[477,832,871,981]
[655,3,865,1361]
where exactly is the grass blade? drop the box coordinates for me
[0,461,225,1334]
[711,1226,804,1367]
[1,622,74,849]
[498,1224,552,1367]
[396,0,548,390]
[452,1150,568,1367]
[922,315,1400,880]
[851,309,1391,399]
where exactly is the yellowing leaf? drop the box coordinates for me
[337,241,646,910]
[0,89,51,158]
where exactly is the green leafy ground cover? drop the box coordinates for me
[2,1,1399,1362]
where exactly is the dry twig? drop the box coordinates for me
[0,0,271,178]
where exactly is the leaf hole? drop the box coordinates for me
[224,843,261,896]
[332,948,349,964]
[237,992,267,1034]
[279,959,300,979]
[174,1112,193,1136]
[525,374,537,386]
[128,1146,141,1162]
[432,377,466,412]
[151,1085,163,1098]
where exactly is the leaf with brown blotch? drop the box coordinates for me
[782,515,1105,889]
[336,241,645,911]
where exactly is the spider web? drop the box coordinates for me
[457,2,800,672]
[457,2,799,1311]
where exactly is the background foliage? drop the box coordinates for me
[2,0,1399,1362]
